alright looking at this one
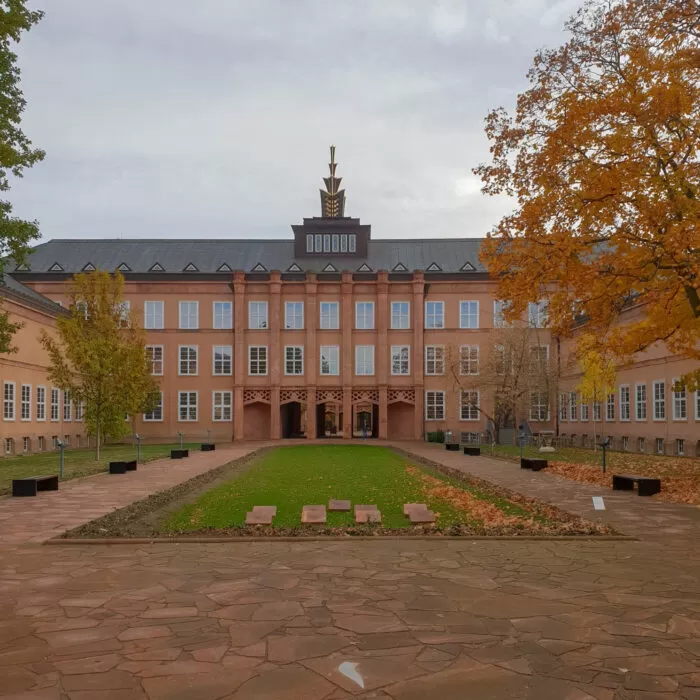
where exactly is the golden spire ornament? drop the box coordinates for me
[320,145,346,218]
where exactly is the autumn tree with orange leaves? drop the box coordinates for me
[475,0,700,388]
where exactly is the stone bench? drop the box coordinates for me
[171,449,189,459]
[12,474,59,497]
[463,446,481,456]
[200,444,215,452]
[403,503,435,524]
[521,457,548,471]
[612,474,661,496]
[445,443,460,451]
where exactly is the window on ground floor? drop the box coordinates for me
[460,390,479,421]
[213,391,232,422]
[425,391,445,421]
[676,438,685,456]
[530,391,549,422]
[144,392,163,422]
[637,437,645,452]
[178,391,198,421]
[656,437,664,454]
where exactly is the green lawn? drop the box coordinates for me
[0,443,199,496]
[165,445,531,531]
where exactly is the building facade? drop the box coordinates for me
[0,149,697,454]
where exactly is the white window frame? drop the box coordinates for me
[425,345,445,375]
[213,301,233,330]
[580,402,589,422]
[248,346,268,376]
[146,345,164,376]
[75,401,84,422]
[530,345,549,371]
[425,301,444,329]
[3,381,15,421]
[306,234,313,253]
[36,386,46,422]
[118,301,131,329]
[635,383,647,421]
[355,345,375,376]
[144,392,164,422]
[425,391,445,421]
[319,345,339,376]
[390,345,410,375]
[459,300,479,329]
[653,380,665,421]
[493,300,509,328]
[460,390,479,421]
[20,384,31,421]
[672,379,687,421]
[178,345,198,376]
[656,437,665,454]
[606,393,615,421]
[559,393,568,421]
[284,346,304,376]
[349,234,356,253]
[212,391,232,422]
[619,385,630,422]
[284,301,304,330]
[530,391,550,422]
[676,438,685,456]
[50,388,60,422]
[144,300,164,330]
[569,391,577,421]
[391,301,410,330]
[178,301,199,330]
[63,391,72,422]
[319,301,339,330]
[696,389,700,420]
[593,401,602,422]
[355,302,375,330]
[528,301,548,328]
[178,391,198,422]
[459,345,479,375]
[248,301,269,330]
[212,345,233,376]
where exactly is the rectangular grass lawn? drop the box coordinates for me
[164,444,536,532]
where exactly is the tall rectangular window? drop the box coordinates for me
[248,301,268,329]
[425,345,445,375]
[213,345,232,375]
[530,345,549,371]
[528,301,548,328]
[355,302,375,330]
[213,301,233,329]
[306,234,313,252]
[391,301,410,329]
[635,384,647,420]
[323,234,330,252]
[331,234,339,252]
[349,234,356,252]
[672,380,687,420]
[340,234,348,253]
[284,346,304,375]
[581,403,589,421]
[320,346,339,375]
[696,390,700,420]
[460,391,479,421]
[653,380,665,420]
[459,345,479,375]
[51,388,59,422]
[3,382,15,420]
[118,301,131,328]
[619,385,631,421]
[36,386,46,421]
[144,301,164,329]
[146,345,164,375]
[144,392,163,421]
[320,302,339,329]
[75,401,84,421]
[459,301,479,329]
[559,393,567,421]
[178,391,198,421]
[213,391,232,421]
[355,345,375,376]
[530,391,549,421]
[390,346,410,375]
[179,301,199,329]
[179,346,198,375]
[425,301,444,329]
[606,393,615,421]
[315,234,322,252]
[20,384,31,421]
[248,346,268,375]
[284,302,304,329]
[493,300,509,328]
[425,391,445,421]
[63,391,72,422]
[569,392,577,421]
[593,401,601,422]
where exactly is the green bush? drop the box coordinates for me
[426,430,445,443]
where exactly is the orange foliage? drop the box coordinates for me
[475,0,700,388]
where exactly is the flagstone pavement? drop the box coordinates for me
[0,442,698,699]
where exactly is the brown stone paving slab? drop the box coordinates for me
[267,633,350,662]
[408,509,435,524]
[328,500,351,512]
[245,511,272,525]
[252,505,277,517]
[355,510,382,524]
[354,504,379,514]
[403,503,428,516]
[231,664,336,700]
[301,506,327,524]
[141,668,254,700]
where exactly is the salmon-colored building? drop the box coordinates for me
[1,150,698,454]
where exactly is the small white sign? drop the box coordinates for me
[592,496,606,511]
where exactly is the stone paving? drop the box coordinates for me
[0,441,698,698]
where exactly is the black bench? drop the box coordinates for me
[612,474,661,496]
[12,475,59,497]
[464,446,481,456]
[445,443,460,451]
[171,449,189,459]
[521,457,548,471]
[109,461,126,474]
[125,460,137,471]
[200,444,216,452]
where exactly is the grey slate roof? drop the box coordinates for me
[0,273,64,314]
[18,238,486,274]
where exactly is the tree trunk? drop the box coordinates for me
[592,414,597,452]
[96,417,101,461]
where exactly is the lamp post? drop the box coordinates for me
[178,431,183,449]
[599,438,610,473]
[56,439,65,479]
[518,424,525,460]
[135,433,142,463]
[207,429,211,446]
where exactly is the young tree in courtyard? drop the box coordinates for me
[447,326,558,444]
[40,270,159,459]
[0,2,45,352]
[475,0,700,389]
[575,334,617,450]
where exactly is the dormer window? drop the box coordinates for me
[305,233,357,255]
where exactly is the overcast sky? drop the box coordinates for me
[12,0,578,242]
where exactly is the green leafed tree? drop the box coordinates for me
[40,270,160,459]
[0,1,45,352]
